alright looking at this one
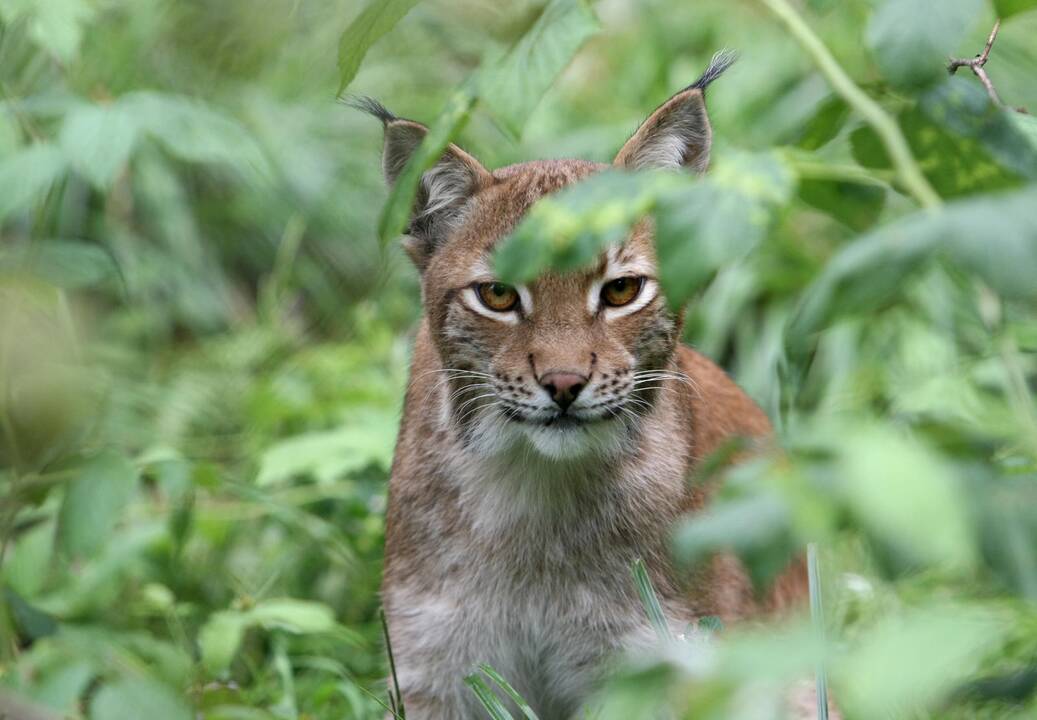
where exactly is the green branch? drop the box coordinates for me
[757,0,942,210]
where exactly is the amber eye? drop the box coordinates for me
[476,282,520,312]
[601,276,644,307]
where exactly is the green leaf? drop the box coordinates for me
[377,86,477,244]
[992,0,1037,18]
[337,0,423,95]
[0,143,66,222]
[836,605,1006,717]
[794,95,850,151]
[90,677,191,720]
[866,0,984,88]
[495,170,680,283]
[57,450,138,560]
[789,185,1037,342]
[673,489,797,590]
[654,151,795,308]
[1,240,120,289]
[798,179,885,232]
[248,598,337,634]
[838,427,975,572]
[121,92,269,176]
[479,0,600,138]
[198,611,249,675]
[199,599,339,674]
[256,409,396,485]
[0,0,96,63]
[59,104,139,189]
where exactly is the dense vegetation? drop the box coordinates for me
[1,0,1036,718]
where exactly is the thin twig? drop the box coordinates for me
[948,19,1005,107]
[756,0,942,210]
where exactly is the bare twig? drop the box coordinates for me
[948,19,1005,107]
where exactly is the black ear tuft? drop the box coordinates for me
[687,49,738,92]
[343,95,398,125]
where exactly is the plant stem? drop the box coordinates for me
[757,0,942,210]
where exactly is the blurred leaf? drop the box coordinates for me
[0,0,95,62]
[655,151,795,308]
[866,0,984,88]
[5,587,58,640]
[673,490,796,590]
[336,0,423,95]
[198,611,249,675]
[248,598,336,634]
[798,179,885,231]
[90,677,191,720]
[1,240,119,290]
[59,104,138,190]
[836,604,1006,717]
[256,409,396,485]
[199,599,339,675]
[794,96,850,151]
[57,450,138,560]
[992,0,1037,17]
[121,92,269,175]
[789,186,1037,342]
[377,86,477,244]
[0,144,66,222]
[479,0,600,139]
[495,170,678,283]
[838,427,975,572]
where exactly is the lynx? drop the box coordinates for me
[358,53,814,719]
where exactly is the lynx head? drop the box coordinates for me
[357,52,733,460]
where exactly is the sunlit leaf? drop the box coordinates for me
[57,450,138,560]
[866,0,985,88]
[479,0,600,138]
[337,0,423,95]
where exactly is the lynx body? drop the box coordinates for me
[361,54,807,718]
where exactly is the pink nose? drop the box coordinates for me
[539,372,588,411]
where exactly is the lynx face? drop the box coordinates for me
[356,56,729,459]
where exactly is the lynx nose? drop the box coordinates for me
[539,372,587,411]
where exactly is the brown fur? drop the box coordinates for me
[363,65,813,718]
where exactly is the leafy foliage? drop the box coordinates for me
[2,0,1036,718]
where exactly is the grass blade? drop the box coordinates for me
[464,673,516,720]
[808,543,830,720]
[477,664,540,720]
[380,608,406,719]
[632,558,670,641]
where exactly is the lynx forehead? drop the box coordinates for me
[361,51,814,720]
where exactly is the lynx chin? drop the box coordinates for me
[354,51,824,719]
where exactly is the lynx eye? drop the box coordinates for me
[601,276,644,307]
[476,282,520,312]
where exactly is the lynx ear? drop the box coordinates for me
[614,50,736,172]
[349,97,491,270]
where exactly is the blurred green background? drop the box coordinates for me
[1,0,1036,718]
